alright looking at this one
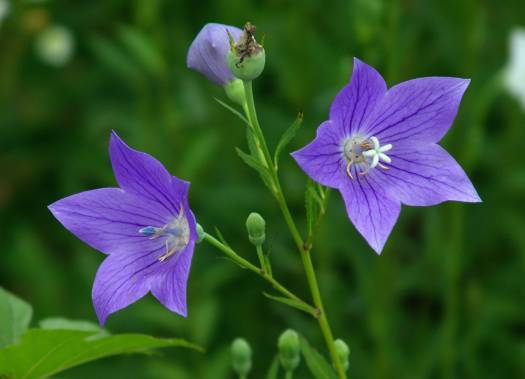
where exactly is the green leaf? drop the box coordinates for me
[274,112,303,169]
[213,227,231,248]
[300,336,338,379]
[0,287,32,348]
[39,318,105,334]
[235,148,275,192]
[263,292,314,316]
[305,179,321,236]
[214,98,249,125]
[0,329,201,379]
[265,355,280,379]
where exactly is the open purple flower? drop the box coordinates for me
[292,58,481,254]
[187,23,243,85]
[49,132,197,324]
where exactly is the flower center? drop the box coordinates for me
[139,207,190,262]
[342,135,392,179]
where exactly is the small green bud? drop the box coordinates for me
[224,79,246,106]
[231,338,252,377]
[227,22,266,81]
[334,339,350,371]
[196,223,205,243]
[246,212,266,246]
[278,329,301,372]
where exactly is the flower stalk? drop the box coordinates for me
[241,80,347,379]
[202,233,316,318]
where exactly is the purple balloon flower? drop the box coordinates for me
[292,58,481,254]
[49,132,197,324]
[187,23,243,85]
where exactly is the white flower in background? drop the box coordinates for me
[505,28,525,109]
[0,0,10,25]
[35,25,75,66]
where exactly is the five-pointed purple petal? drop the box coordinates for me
[293,58,481,254]
[49,132,197,324]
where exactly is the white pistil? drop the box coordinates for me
[362,136,392,169]
[344,135,392,179]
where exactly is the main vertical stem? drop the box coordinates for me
[242,80,347,379]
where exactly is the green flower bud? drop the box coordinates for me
[246,212,266,246]
[224,79,246,106]
[278,329,301,372]
[231,338,252,377]
[196,223,205,243]
[334,339,350,371]
[227,22,266,81]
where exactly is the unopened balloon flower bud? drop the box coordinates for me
[231,338,252,377]
[246,212,266,246]
[334,338,350,371]
[227,22,265,81]
[187,23,243,86]
[278,329,301,372]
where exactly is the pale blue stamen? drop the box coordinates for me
[139,226,162,237]
[138,208,190,262]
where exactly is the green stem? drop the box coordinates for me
[285,371,293,379]
[242,81,347,379]
[256,244,271,275]
[203,233,316,317]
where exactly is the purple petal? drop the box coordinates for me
[329,58,387,136]
[187,23,243,85]
[374,143,481,206]
[109,131,189,215]
[48,188,168,255]
[340,178,401,254]
[291,121,345,188]
[92,250,159,325]
[365,77,470,144]
[150,242,194,317]
[149,205,197,317]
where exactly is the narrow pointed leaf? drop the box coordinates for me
[235,148,275,191]
[274,112,303,169]
[300,336,338,379]
[214,98,249,125]
[0,329,202,379]
[305,179,322,236]
[263,292,315,316]
[0,287,32,348]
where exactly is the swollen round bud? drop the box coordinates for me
[246,212,266,246]
[231,338,252,377]
[334,339,350,371]
[227,22,266,81]
[224,79,246,106]
[278,329,300,372]
[196,223,205,243]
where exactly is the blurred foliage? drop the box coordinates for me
[1,0,524,378]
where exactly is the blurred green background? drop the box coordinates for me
[1,0,524,378]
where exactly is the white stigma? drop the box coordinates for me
[362,136,392,169]
[343,135,392,179]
